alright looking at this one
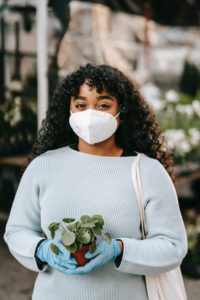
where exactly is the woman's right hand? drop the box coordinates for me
[36,238,77,273]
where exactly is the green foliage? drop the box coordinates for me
[62,230,76,246]
[179,61,200,97]
[0,97,37,156]
[184,213,200,265]
[48,222,60,239]
[62,218,76,223]
[48,214,112,254]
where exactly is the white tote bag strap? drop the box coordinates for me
[131,153,147,239]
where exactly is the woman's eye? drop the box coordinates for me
[75,104,110,109]
[99,104,110,109]
[75,104,85,108]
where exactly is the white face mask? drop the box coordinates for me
[69,109,120,144]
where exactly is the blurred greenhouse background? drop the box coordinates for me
[0,0,200,299]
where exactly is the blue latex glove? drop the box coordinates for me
[36,238,77,273]
[65,238,122,275]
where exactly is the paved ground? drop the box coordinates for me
[1,221,200,300]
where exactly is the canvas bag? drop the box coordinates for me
[131,152,187,300]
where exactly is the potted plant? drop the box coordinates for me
[48,214,112,267]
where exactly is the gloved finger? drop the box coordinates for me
[55,242,70,258]
[65,268,87,275]
[85,248,102,259]
[68,256,78,265]
[82,255,103,271]
[53,259,76,270]
[66,255,104,275]
[64,264,92,275]
[54,255,77,268]
[65,263,77,270]
[53,263,72,274]
[56,252,77,265]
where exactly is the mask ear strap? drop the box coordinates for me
[115,111,120,118]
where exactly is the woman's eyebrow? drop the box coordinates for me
[98,95,114,101]
[73,96,87,101]
[73,95,114,101]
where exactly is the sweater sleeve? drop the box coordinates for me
[113,158,188,276]
[3,157,49,273]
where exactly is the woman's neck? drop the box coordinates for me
[77,138,123,157]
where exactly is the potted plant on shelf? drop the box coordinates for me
[48,214,112,267]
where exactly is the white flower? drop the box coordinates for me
[179,140,191,153]
[188,128,200,146]
[148,98,165,111]
[165,128,185,140]
[176,104,194,117]
[165,129,191,155]
[165,90,179,103]
[141,83,164,111]
[192,100,200,117]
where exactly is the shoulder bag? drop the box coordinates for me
[131,153,187,300]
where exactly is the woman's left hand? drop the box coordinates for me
[65,238,122,275]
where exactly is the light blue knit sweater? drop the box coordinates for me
[3,146,188,300]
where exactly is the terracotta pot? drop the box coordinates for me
[71,244,91,267]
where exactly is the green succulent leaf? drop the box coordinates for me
[67,224,75,231]
[92,226,103,236]
[66,242,77,253]
[89,242,96,253]
[50,243,60,255]
[76,240,83,251]
[103,232,112,244]
[48,222,60,229]
[78,231,91,244]
[75,221,81,227]
[48,222,60,239]
[67,221,81,231]
[80,215,92,223]
[62,218,75,223]
[92,219,100,224]
[92,214,104,226]
[62,230,76,246]
[81,222,96,228]
[49,228,55,239]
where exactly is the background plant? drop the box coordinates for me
[153,90,200,165]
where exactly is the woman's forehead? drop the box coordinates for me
[75,82,112,97]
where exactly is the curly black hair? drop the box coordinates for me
[22,63,175,182]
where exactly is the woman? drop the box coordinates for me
[4,63,188,300]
